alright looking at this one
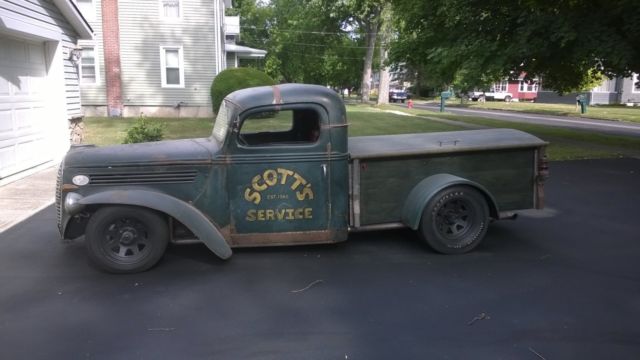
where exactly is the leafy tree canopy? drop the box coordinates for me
[391,0,640,93]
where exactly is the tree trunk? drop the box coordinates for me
[377,48,390,105]
[360,23,378,102]
[377,6,391,105]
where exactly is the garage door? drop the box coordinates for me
[0,35,52,179]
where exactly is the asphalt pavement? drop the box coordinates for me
[0,158,639,359]
[411,103,640,137]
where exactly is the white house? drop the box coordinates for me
[75,0,266,118]
[537,75,640,105]
[0,0,92,182]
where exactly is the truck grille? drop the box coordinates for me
[55,163,63,232]
[89,170,198,185]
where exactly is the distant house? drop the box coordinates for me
[1,0,92,181]
[75,0,266,118]
[471,76,539,102]
[537,75,640,105]
[619,74,640,105]
[491,77,539,102]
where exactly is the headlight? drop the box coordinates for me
[72,175,90,186]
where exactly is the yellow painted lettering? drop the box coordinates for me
[277,168,294,185]
[295,208,304,219]
[244,188,261,205]
[304,208,313,219]
[276,209,286,220]
[263,169,278,186]
[251,174,268,191]
[291,173,307,190]
[286,209,295,220]
[257,210,265,221]
[296,184,314,201]
[246,210,256,221]
[265,209,275,220]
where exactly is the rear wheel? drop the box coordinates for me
[419,186,489,254]
[505,95,512,102]
[85,206,169,273]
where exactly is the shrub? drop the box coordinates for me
[211,68,276,114]
[123,116,165,144]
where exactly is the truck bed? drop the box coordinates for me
[348,129,546,160]
[347,129,547,227]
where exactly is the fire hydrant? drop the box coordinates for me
[407,98,413,109]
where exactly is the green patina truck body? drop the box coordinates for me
[56,84,548,273]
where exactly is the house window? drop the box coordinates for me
[160,46,184,87]
[75,0,95,21]
[491,80,508,92]
[160,0,181,19]
[633,74,639,93]
[518,81,538,92]
[80,46,98,84]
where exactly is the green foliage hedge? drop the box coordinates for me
[123,117,165,144]
[211,68,276,114]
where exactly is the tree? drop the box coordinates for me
[377,4,392,105]
[391,0,640,93]
[343,0,386,101]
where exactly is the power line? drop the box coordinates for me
[277,50,365,61]
[239,25,395,36]
[287,41,378,49]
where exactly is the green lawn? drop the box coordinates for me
[83,117,215,146]
[83,104,640,161]
[441,100,640,123]
[83,106,462,146]
[390,105,640,160]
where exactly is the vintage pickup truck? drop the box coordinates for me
[56,84,548,273]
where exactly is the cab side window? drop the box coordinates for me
[238,108,321,146]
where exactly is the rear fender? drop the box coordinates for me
[401,174,499,230]
[75,190,232,259]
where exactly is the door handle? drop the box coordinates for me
[321,164,327,177]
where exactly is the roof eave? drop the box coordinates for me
[52,0,93,40]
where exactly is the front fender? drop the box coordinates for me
[76,190,232,260]
[401,174,499,230]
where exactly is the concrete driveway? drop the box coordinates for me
[0,159,639,359]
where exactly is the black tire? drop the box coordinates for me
[85,206,169,273]
[505,95,512,102]
[419,186,489,254]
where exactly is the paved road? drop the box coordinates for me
[411,103,640,137]
[1,159,639,359]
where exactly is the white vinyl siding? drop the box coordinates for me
[80,46,99,84]
[118,0,220,107]
[160,46,184,87]
[75,0,95,21]
[160,0,181,20]
[78,0,106,105]
[592,78,617,93]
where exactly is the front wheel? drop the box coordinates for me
[85,206,169,273]
[505,95,512,102]
[419,186,489,254]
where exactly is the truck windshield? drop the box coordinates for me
[211,101,231,143]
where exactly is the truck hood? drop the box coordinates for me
[64,138,218,168]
